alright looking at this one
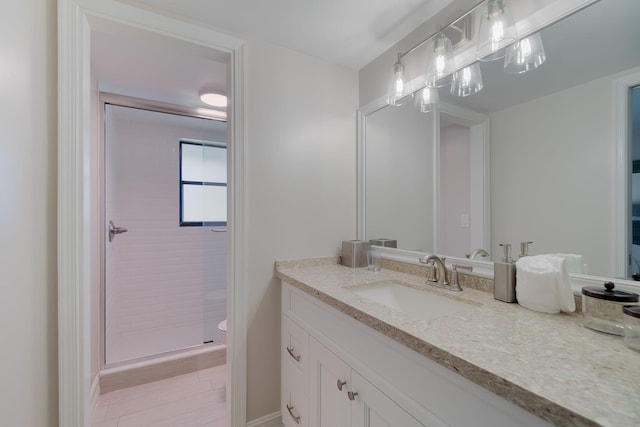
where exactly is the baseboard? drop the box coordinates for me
[246,411,283,427]
[90,373,100,414]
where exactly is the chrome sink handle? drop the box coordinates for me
[450,264,473,292]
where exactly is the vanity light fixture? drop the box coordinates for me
[425,31,453,88]
[417,85,439,113]
[450,62,483,97]
[199,91,228,108]
[385,0,540,112]
[504,32,546,74]
[476,0,518,61]
[388,53,413,106]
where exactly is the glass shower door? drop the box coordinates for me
[104,103,227,365]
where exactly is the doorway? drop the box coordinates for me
[436,104,490,258]
[58,2,247,426]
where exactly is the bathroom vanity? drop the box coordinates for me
[276,258,640,427]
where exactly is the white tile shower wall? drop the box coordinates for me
[105,106,227,364]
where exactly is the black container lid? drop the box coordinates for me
[623,305,640,319]
[581,282,639,302]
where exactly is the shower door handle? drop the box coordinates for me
[108,220,128,242]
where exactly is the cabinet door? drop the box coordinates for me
[282,316,309,427]
[350,371,425,427]
[309,337,351,427]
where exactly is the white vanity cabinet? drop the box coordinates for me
[350,371,425,427]
[308,336,425,427]
[281,281,551,427]
[308,337,351,427]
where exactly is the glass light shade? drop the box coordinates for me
[504,32,546,74]
[450,63,483,97]
[425,32,453,87]
[416,86,439,113]
[387,53,413,106]
[476,0,518,61]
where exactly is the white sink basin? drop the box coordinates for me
[348,280,477,321]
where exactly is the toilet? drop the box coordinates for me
[217,320,227,345]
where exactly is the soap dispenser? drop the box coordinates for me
[494,243,517,303]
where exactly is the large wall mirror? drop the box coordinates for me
[359,0,640,279]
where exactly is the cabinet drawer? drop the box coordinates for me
[283,371,308,427]
[282,314,308,374]
[282,314,309,427]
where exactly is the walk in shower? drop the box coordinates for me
[103,100,227,366]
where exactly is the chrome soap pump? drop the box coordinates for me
[494,243,517,303]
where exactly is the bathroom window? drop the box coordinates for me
[179,140,227,226]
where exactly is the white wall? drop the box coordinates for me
[490,74,613,276]
[245,38,358,420]
[440,124,471,256]
[366,102,435,251]
[0,0,58,425]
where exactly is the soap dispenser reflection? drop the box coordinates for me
[519,241,533,259]
[494,243,517,303]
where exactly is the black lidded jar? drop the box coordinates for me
[582,282,639,336]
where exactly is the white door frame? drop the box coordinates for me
[58,1,247,426]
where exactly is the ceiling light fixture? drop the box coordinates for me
[199,92,228,108]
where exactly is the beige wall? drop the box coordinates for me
[0,0,59,425]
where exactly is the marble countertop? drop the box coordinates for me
[275,258,640,427]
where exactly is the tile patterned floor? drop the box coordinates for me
[92,365,227,427]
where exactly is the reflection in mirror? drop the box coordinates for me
[361,0,640,278]
[365,102,435,252]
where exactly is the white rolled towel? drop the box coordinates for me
[515,255,576,314]
[546,253,584,274]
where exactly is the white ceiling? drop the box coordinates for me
[117,0,453,69]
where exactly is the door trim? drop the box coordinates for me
[58,1,247,426]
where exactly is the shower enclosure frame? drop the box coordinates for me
[99,92,228,369]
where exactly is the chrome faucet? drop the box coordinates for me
[419,254,449,288]
[466,248,489,260]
